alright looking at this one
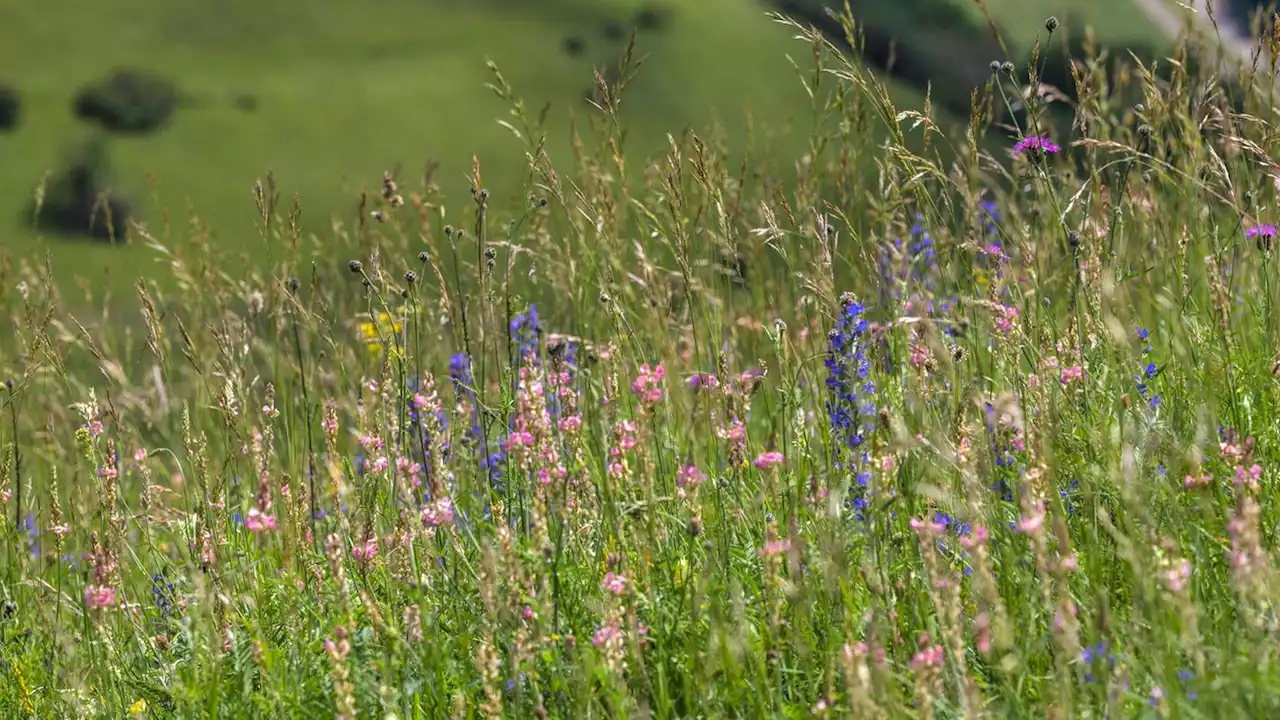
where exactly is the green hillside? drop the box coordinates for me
[0,0,1165,292]
[0,0,894,287]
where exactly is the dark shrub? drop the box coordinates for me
[29,137,132,242]
[602,21,626,42]
[233,92,258,113]
[563,36,586,57]
[635,4,673,32]
[0,83,19,132]
[73,69,179,134]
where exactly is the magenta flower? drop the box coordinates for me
[351,538,379,564]
[687,372,720,392]
[753,451,785,470]
[601,572,628,595]
[244,508,277,533]
[1060,365,1084,384]
[83,584,117,610]
[421,496,454,527]
[1012,135,1061,157]
[1247,224,1277,240]
[632,363,666,406]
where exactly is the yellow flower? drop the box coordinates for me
[129,698,148,716]
[358,322,379,342]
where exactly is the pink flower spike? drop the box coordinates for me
[83,584,117,610]
[753,451,786,471]
[601,572,628,595]
[1060,365,1084,384]
[1018,503,1046,534]
[244,508,278,533]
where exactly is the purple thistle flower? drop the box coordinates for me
[1247,223,1277,240]
[1012,135,1061,158]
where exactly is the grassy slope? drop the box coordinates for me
[0,0,936,292]
[963,0,1171,51]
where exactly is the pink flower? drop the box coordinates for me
[1183,473,1213,489]
[960,525,989,550]
[631,363,666,406]
[759,539,792,557]
[593,625,622,648]
[1060,365,1084,384]
[370,456,389,474]
[908,345,930,368]
[421,497,454,527]
[351,538,379,564]
[244,508,277,533]
[909,516,946,536]
[359,434,384,452]
[601,572,628,595]
[88,420,104,437]
[687,373,720,392]
[676,465,704,488]
[1163,559,1192,593]
[83,584,116,610]
[994,304,1020,334]
[134,448,148,463]
[753,451,785,470]
[1235,464,1263,487]
[1018,503,1046,534]
[911,643,945,670]
[558,415,582,433]
[97,465,118,481]
[49,524,70,537]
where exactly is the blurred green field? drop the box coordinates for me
[0,0,861,290]
[0,0,1164,293]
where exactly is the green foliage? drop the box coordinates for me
[73,68,179,134]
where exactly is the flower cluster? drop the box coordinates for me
[1012,134,1061,158]
[511,305,541,363]
[1133,327,1161,409]
[825,294,877,514]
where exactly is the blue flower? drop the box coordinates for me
[511,305,541,363]
[825,294,878,516]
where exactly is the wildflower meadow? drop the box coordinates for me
[5,11,1280,718]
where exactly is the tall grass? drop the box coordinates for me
[4,11,1280,717]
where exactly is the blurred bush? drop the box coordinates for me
[73,69,179,134]
[29,137,132,241]
[0,83,20,131]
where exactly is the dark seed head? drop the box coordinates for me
[1137,124,1151,138]
[484,247,496,260]
[404,271,418,285]
[1000,61,1015,76]
[443,225,455,237]
[989,60,1002,74]
[287,277,301,294]
[538,198,549,208]
[418,251,429,263]
[348,260,363,274]
[1045,16,1059,32]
